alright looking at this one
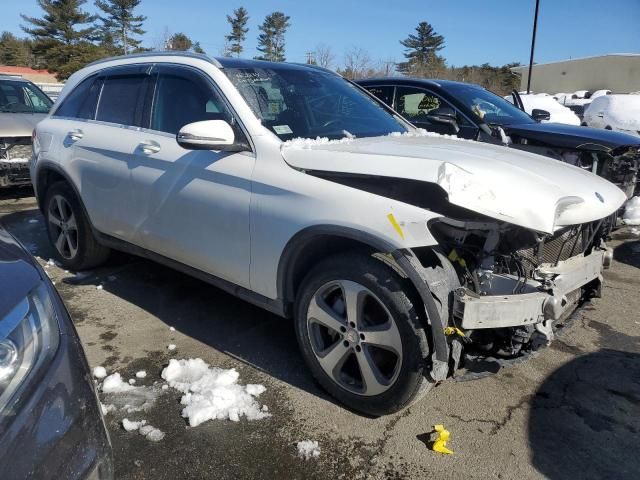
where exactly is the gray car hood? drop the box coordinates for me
[282,134,627,234]
[0,113,47,137]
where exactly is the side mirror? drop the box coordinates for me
[532,109,551,122]
[177,120,236,151]
[426,106,460,133]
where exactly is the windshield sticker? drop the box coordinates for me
[273,125,293,135]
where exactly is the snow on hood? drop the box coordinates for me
[282,134,627,234]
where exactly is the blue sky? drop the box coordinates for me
[3,0,639,67]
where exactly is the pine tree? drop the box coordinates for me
[166,33,192,51]
[21,0,102,79]
[397,21,445,76]
[225,7,249,58]
[95,0,147,55]
[0,32,32,66]
[255,12,290,62]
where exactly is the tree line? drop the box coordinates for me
[0,0,520,94]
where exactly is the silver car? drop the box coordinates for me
[0,75,53,187]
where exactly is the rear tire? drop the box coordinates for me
[44,181,110,271]
[294,251,432,416]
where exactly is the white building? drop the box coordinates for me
[511,53,640,94]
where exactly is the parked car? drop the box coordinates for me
[0,75,53,188]
[583,94,640,137]
[358,78,640,197]
[0,224,112,479]
[32,53,626,415]
[505,93,580,125]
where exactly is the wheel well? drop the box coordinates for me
[35,168,67,211]
[280,234,377,316]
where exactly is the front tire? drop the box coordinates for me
[44,181,110,270]
[294,252,432,416]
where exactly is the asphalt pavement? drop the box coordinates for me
[1,187,639,480]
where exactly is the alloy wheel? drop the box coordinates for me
[47,194,78,260]
[306,280,403,396]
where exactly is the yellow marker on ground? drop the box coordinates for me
[387,213,405,240]
[432,424,454,455]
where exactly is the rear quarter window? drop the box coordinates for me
[54,76,103,119]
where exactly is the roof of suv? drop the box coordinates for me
[85,51,335,76]
[357,77,481,90]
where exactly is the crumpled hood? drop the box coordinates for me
[0,113,46,137]
[282,135,627,234]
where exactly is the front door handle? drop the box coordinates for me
[68,129,83,141]
[139,141,161,155]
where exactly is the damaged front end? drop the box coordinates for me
[428,214,613,360]
[0,137,32,187]
[509,142,640,199]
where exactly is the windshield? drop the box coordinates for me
[224,66,407,140]
[448,84,535,126]
[0,79,53,114]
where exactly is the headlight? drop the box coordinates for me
[0,283,60,413]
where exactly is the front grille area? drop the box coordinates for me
[517,219,607,275]
[0,137,32,161]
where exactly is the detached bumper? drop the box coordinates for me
[453,249,609,329]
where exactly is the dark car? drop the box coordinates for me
[0,225,112,479]
[357,78,640,197]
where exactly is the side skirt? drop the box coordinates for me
[94,231,286,318]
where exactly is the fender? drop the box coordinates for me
[278,224,450,381]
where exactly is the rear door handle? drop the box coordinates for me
[68,129,83,141]
[139,140,161,155]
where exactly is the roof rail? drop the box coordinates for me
[86,51,223,69]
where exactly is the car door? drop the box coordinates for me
[394,86,477,139]
[129,64,254,288]
[62,65,152,239]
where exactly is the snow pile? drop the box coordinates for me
[93,366,108,379]
[282,136,353,149]
[122,419,165,442]
[102,373,136,393]
[588,95,640,133]
[161,358,270,427]
[136,370,147,378]
[623,197,640,225]
[507,94,580,125]
[296,440,321,460]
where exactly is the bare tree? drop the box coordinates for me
[315,43,335,69]
[342,46,372,80]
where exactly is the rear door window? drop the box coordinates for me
[96,74,147,126]
[54,76,103,119]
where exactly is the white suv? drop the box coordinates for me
[31,53,626,415]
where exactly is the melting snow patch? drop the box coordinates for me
[623,197,640,226]
[121,419,165,441]
[169,326,176,332]
[297,440,321,460]
[101,403,116,415]
[46,259,55,267]
[102,373,136,393]
[136,370,147,378]
[122,418,146,431]
[128,379,136,385]
[161,358,270,427]
[93,366,108,379]
[282,136,353,149]
[96,284,104,290]
[168,344,176,351]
